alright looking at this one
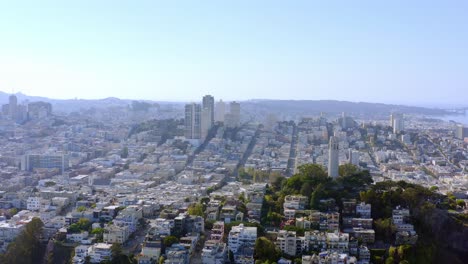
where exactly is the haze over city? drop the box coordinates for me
[0,2,468,264]
[1,1,467,105]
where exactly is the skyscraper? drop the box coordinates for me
[455,124,468,140]
[185,103,201,139]
[225,101,241,128]
[202,95,215,126]
[201,107,211,139]
[9,94,17,120]
[328,136,339,178]
[215,100,225,122]
[390,113,404,133]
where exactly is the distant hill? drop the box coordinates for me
[243,99,450,115]
[0,91,452,115]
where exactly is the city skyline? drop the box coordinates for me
[1,1,467,105]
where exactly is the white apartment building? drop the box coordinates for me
[228,224,257,253]
[202,240,227,264]
[88,243,112,263]
[103,224,130,244]
[276,230,307,257]
[284,195,308,210]
[26,197,42,211]
[113,205,142,233]
[326,232,349,253]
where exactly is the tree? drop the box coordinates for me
[200,197,210,205]
[187,203,204,217]
[158,256,165,264]
[111,243,123,260]
[0,217,45,264]
[298,164,327,179]
[91,228,104,242]
[44,181,56,187]
[339,164,359,177]
[163,236,178,247]
[374,218,395,243]
[109,243,136,264]
[8,208,18,217]
[310,183,326,209]
[254,237,281,263]
[300,182,313,198]
[77,206,87,212]
[238,193,247,203]
[68,218,91,233]
[121,146,129,158]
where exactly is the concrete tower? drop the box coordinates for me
[202,95,215,126]
[185,103,201,139]
[201,107,211,139]
[328,136,339,178]
[215,100,225,122]
[9,94,17,120]
[390,113,404,133]
[229,101,241,127]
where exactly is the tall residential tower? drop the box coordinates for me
[202,95,215,126]
[185,103,201,139]
[215,100,226,122]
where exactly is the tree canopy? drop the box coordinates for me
[254,237,281,263]
[0,217,45,264]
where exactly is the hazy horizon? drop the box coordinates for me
[2,90,468,110]
[1,1,467,105]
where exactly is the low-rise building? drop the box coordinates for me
[202,240,227,264]
[88,243,112,263]
[103,224,130,244]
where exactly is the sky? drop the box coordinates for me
[0,1,467,105]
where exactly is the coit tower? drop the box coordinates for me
[328,136,339,178]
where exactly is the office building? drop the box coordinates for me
[390,113,404,133]
[225,101,241,128]
[202,95,215,126]
[201,107,212,139]
[9,94,17,120]
[328,136,339,178]
[185,103,202,139]
[21,154,69,173]
[215,100,225,122]
[455,124,468,139]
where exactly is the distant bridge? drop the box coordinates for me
[444,108,467,115]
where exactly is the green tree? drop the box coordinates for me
[374,218,395,243]
[77,206,87,212]
[8,208,18,217]
[456,199,466,208]
[158,256,165,264]
[339,163,359,177]
[111,243,123,260]
[121,146,129,158]
[68,218,91,233]
[0,217,44,264]
[254,237,281,263]
[91,227,104,242]
[163,236,179,247]
[187,203,204,217]
[300,182,313,198]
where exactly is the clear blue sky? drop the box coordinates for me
[0,1,467,105]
